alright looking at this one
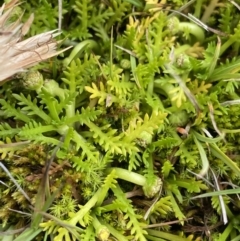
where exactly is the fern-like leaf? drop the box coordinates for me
[0,123,21,139]
[0,99,31,122]
[112,184,147,241]
[124,111,167,142]
[150,196,173,217]
[12,94,51,123]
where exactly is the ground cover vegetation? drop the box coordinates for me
[1,0,240,240]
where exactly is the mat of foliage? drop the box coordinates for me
[1,0,240,241]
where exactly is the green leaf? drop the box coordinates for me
[209,143,240,176]
[192,188,240,199]
[161,160,174,178]
[12,94,51,123]
[13,228,42,241]
[166,191,185,222]
[193,135,209,176]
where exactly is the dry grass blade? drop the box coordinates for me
[0,0,70,83]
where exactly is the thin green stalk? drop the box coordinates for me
[92,214,110,241]
[63,40,98,66]
[145,235,169,241]
[178,22,205,42]
[98,218,129,241]
[154,81,177,106]
[69,170,115,226]
[217,222,234,241]
[194,0,203,19]
[220,36,236,56]
[66,71,76,118]
[46,100,60,122]
[69,188,102,226]
[106,167,162,197]
[147,77,154,96]
[231,234,240,241]
[193,135,209,176]
[146,229,190,241]
[106,167,147,186]
[209,143,240,176]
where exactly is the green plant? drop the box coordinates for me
[2,0,240,241]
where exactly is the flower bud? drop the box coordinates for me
[22,70,44,91]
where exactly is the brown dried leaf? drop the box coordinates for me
[0,0,70,83]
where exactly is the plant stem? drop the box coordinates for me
[154,81,177,106]
[178,22,205,43]
[194,0,203,19]
[106,167,147,186]
[209,143,240,176]
[201,0,219,23]
[217,221,233,241]
[69,188,102,225]
[146,229,190,241]
[106,167,162,197]
[99,218,129,241]
[92,214,110,241]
